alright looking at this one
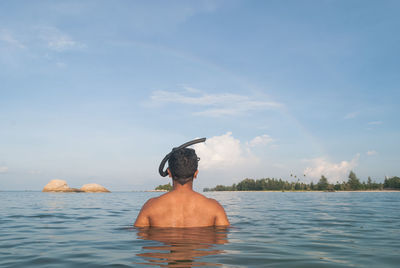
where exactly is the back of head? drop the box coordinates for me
[168,148,198,185]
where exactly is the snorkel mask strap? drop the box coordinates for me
[159,138,206,177]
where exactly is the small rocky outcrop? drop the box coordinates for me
[42,179,82,192]
[80,183,110,193]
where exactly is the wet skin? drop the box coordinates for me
[134,170,230,228]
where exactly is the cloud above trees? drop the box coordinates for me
[303,154,360,183]
[193,132,258,170]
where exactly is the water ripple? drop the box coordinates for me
[0,191,399,267]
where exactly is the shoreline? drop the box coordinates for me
[144,190,168,192]
[204,190,400,193]
[1,190,398,193]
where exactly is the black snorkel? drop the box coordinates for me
[158,138,206,177]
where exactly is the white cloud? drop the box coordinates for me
[247,134,274,147]
[37,27,84,51]
[188,132,281,187]
[1,27,84,53]
[303,154,359,183]
[0,166,9,174]
[367,150,377,156]
[150,87,281,117]
[0,29,25,49]
[344,111,358,119]
[182,85,202,93]
[193,132,250,170]
[192,132,264,170]
[368,121,383,125]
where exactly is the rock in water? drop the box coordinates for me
[80,183,110,193]
[42,179,81,192]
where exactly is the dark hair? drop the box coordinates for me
[168,148,198,185]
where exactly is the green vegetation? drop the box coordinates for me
[203,171,399,192]
[384,176,400,189]
[347,171,361,190]
[155,182,172,191]
[317,175,329,191]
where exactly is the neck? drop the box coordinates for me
[172,180,194,191]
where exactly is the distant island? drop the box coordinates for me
[203,172,400,192]
[154,182,172,191]
[151,172,400,192]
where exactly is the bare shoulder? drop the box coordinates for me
[134,195,166,227]
[142,197,157,209]
[189,192,223,208]
[207,197,225,209]
[137,197,159,216]
[207,197,230,226]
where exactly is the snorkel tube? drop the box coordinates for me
[158,138,206,177]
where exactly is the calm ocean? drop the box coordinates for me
[0,191,399,267]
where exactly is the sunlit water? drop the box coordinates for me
[1,191,399,267]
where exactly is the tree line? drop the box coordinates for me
[203,171,400,192]
[155,182,172,191]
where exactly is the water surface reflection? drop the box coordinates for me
[135,226,229,267]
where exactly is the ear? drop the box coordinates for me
[167,168,172,178]
[193,170,199,179]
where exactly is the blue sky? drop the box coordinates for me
[1,0,399,191]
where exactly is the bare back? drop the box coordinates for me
[134,189,229,227]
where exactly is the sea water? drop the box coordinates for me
[0,191,399,267]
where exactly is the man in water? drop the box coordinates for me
[134,148,230,227]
